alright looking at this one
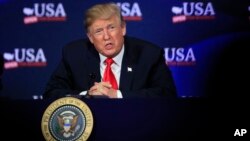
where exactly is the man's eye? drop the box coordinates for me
[108,26,116,30]
[94,29,102,34]
[96,30,101,33]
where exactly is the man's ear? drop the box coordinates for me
[87,33,93,43]
[122,23,126,36]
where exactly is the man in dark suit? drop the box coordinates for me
[43,2,176,99]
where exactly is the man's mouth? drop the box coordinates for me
[105,43,113,49]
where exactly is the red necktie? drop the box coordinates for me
[103,58,118,89]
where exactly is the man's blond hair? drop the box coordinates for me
[84,2,125,32]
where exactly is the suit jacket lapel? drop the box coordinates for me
[119,37,139,91]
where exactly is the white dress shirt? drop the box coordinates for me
[80,45,124,98]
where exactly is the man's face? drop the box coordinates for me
[87,15,126,58]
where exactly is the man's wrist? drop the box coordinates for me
[85,90,92,98]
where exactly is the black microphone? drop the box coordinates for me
[88,72,96,88]
[89,72,96,80]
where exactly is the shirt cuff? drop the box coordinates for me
[79,90,88,96]
[117,90,123,98]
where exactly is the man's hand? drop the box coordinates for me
[88,82,117,98]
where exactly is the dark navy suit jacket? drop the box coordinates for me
[43,36,177,99]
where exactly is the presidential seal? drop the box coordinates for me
[41,97,93,141]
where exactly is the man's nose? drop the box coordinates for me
[103,29,110,40]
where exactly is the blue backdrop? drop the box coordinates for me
[1,0,250,99]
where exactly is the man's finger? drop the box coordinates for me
[100,81,112,88]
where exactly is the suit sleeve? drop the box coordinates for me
[43,46,81,99]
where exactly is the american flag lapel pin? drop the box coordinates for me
[127,67,132,72]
